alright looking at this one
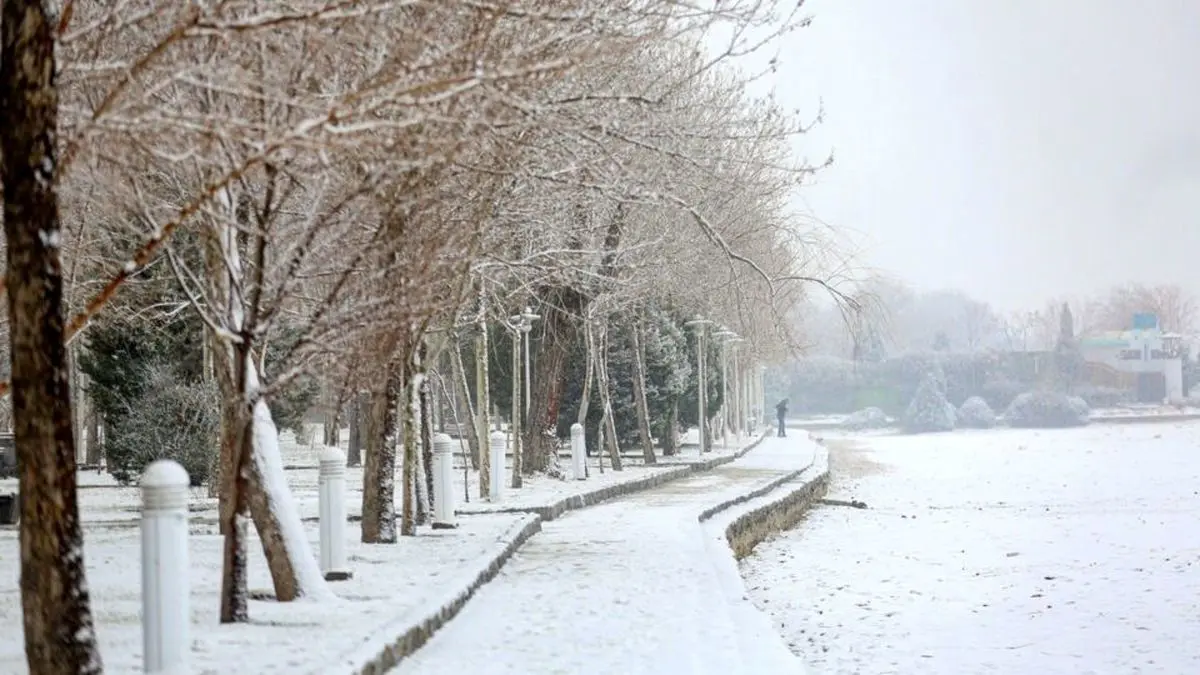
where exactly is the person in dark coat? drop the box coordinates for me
[775,398,789,437]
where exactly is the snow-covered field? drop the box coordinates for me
[742,422,1200,674]
[0,426,759,673]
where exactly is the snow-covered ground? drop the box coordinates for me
[0,426,753,525]
[1090,404,1200,419]
[0,425,761,673]
[0,509,531,674]
[742,422,1200,674]
[394,434,820,675]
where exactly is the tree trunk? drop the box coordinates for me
[216,353,251,621]
[400,368,418,536]
[66,344,82,463]
[629,320,656,465]
[2,1,104,666]
[449,340,479,468]
[362,361,400,543]
[347,392,363,466]
[85,404,102,465]
[577,314,595,427]
[419,367,435,522]
[242,373,332,603]
[523,287,585,473]
[510,330,523,488]
[662,399,680,456]
[595,325,623,471]
[474,317,491,499]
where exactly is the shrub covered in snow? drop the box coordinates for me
[957,396,996,428]
[844,407,890,431]
[1072,385,1133,409]
[980,376,1024,411]
[105,366,219,486]
[902,373,956,433]
[1004,391,1090,428]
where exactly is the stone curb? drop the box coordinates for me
[349,514,543,675]
[456,431,769,522]
[344,432,769,674]
[711,443,830,560]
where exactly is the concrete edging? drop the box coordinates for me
[350,514,542,675]
[347,432,769,674]
[709,442,830,560]
[457,431,769,522]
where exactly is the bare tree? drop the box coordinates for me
[2,0,102,670]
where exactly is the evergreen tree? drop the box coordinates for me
[1054,302,1083,393]
[902,371,956,433]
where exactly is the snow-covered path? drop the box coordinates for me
[743,423,1200,675]
[393,435,817,675]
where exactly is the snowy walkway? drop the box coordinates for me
[393,435,816,675]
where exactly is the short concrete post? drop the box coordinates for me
[570,423,586,480]
[431,432,457,529]
[141,460,190,674]
[489,430,506,503]
[319,446,351,581]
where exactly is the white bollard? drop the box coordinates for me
[141,460,190,674]
[319,446,351,581]
[489,430,506,503]
[570,423,587,480]
[431,432,457,529]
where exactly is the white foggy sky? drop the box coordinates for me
[756,0,1200,312]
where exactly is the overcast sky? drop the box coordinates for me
[755,0,1200,311]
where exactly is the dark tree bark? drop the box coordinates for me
[347,392,364,467]
[2,1,104,669]
[448,338,479,468]
[419,359,435,517]
[661,399,680,456]
[522,286,585,473]
[218,346,252,623]
[400,369,418,536]
[629,320,656,465]
[362,361,401,543]
[85,406,102,465]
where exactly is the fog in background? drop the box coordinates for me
[762,0,1200,312]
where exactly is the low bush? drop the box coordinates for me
[1072,385,1133,409]
[844,407,890,431]
[1004,391,1090,428]
[957,396,996,428]
[105,367,219,486]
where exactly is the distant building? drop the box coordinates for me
[1080,314,1184,403]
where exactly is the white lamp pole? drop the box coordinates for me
[760,363,768,434]
[712,328,736,447]
[520,306,540,417]
[728,337,744,442]
[685,316,712,454]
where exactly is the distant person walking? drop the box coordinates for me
[775,398,788,438]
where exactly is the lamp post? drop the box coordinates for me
[507,307,540,489]
[760,363,768,434]
[712,328,735,447]
[684,316,712,454]
[519,306,540,417]
[728,337,745,443]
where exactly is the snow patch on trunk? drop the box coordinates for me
[248,366,336,602]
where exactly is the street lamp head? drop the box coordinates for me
[684,315,712,329]
[521,306,541,323]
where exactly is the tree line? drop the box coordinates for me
[0,1,843,671]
